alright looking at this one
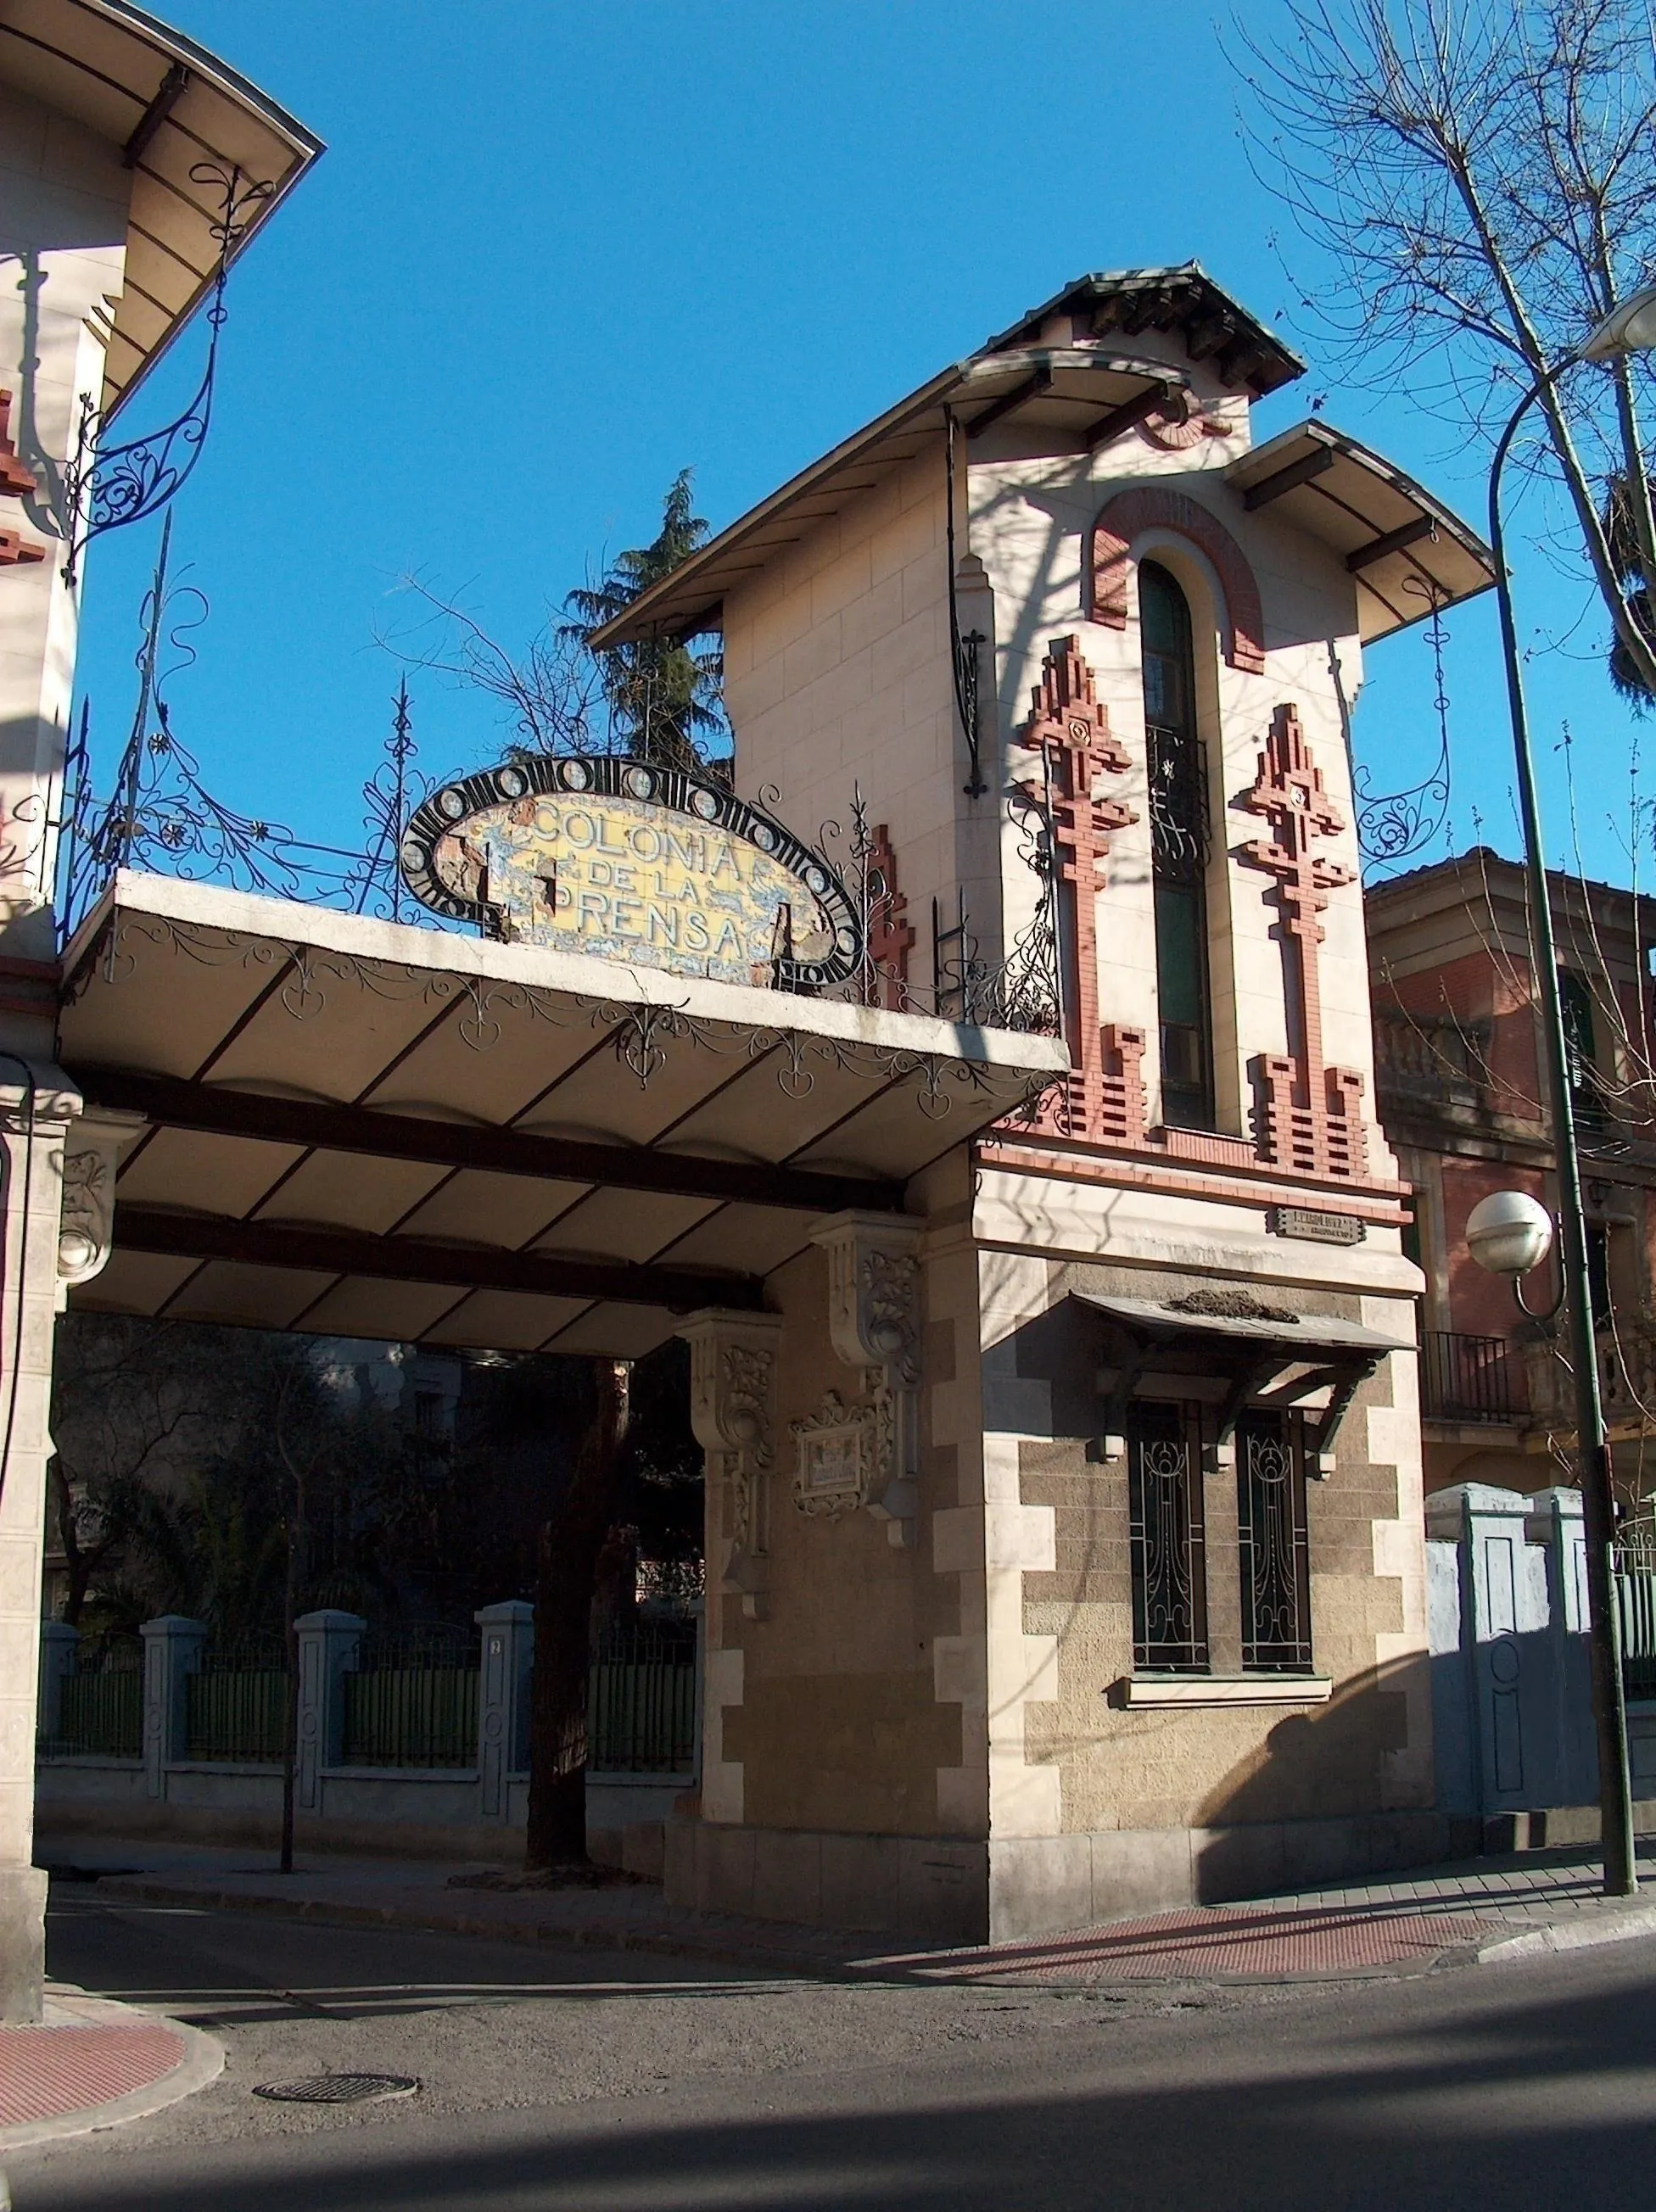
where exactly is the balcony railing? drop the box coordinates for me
[1422,1331,1520,1423]
[1373,1013,1491,1105]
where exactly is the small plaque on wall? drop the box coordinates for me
[1267,1205,1366,1245]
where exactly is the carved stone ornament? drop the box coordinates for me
[791,1391,886,1517]
[808,1212,923,1545]
[57,1106,146,1290]
[677,1310,783,1617]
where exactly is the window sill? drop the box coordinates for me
[1125,1674,1332,1710]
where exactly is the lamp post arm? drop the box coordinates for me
[1490,367,1637,1897]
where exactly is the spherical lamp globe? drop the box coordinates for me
[1465,1190,1554,1280]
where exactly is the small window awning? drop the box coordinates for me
[59,871,1067,1360]
[590,349,1192,646]
[1072,1288,1411,1358]
[1072,1288,1409,1461]
[1224,421,1496,642]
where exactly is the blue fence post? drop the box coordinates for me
[294,1611,365,1813]
[475,1601,533,1819]
[36,1623,76,1750]
[1530,1487,1595,1807]
[140,1616,205,1797]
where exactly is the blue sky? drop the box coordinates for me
[72,0,1649,891]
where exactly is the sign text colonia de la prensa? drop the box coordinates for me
[399,756,864,991]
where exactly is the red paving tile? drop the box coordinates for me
[0,2023,184,2127]
[877,1903,1500,1984]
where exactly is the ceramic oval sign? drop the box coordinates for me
[400,756,862,991]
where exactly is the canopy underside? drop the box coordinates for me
[58,874,1066,1359]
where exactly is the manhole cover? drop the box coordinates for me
[253,2073,420,2105]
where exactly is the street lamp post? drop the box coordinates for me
[1480,284,1656,1897]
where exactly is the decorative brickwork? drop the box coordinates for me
[0,530,45,568]
[1015,638,1137,1141]
[1087,488,1266,674]
[1240,704,1368,1180]
[864,822,914,1011]
[0,393,36,498]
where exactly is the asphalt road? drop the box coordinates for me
[14,1882,1656,2209]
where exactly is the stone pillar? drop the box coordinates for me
[141,1615,206,1795]
[1425,1483,1541,1814]
[678,1310,783,1621]
[294,1611,364,1813]
[475,1600,533,1819]
[36,1620,76,1749]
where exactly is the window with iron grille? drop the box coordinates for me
[1236,1411,1313,1672]
[1140,561,1215,1131]
[1128,1401,1209,1672]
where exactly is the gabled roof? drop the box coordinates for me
[591,266,1308,650]
[986,263,1304,400]
[0,0,322,416]
[591,344,1190,646]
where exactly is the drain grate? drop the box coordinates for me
[253,2072,420,2105]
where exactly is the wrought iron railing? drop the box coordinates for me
[59,522,1065,1048]
[1616,1549,1656,1703]
[586,1619,697,1774]
[185,1638,288,1763]
[342,1629,478,1770]
[40,1633,143,1758]
[1421,1332,1520,1423]
[57,522,429,949]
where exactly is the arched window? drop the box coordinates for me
[1140,561,1215,1131]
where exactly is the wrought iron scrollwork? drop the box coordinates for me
[56,521,432,946]
[1354,579,1453,871]
[59,162,274,583]
[1147,723,1209,884]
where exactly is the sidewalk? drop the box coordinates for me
[0,1986,220,2152]
[59,1834,1656,1989]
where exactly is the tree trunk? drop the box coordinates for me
[525,1363,627,1869]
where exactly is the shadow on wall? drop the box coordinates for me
[1191,1662,1415,1833]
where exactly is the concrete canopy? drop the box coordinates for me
[0,0,322,416]
[1225,421,1497,641]
[58,872,1067,1357]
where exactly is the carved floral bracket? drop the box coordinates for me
[678,1310,783,1619]
[796,1212,923,1547]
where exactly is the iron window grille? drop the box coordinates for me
[1128,1402,1209,1673]
[1236,1412,1314,1673]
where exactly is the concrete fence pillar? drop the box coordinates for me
[1530,1487,1595,1807]
[140,1615,206,1797]
[475,1600,533,1819]
[294,1611,365,1813]
[36,1621,76,1747]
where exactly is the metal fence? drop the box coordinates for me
[342,1630,478,1769]
[1422,1331,1519,1424]
[185,1639,288,1763]
[42,1633,143,1758]
[587,1621,697,1774]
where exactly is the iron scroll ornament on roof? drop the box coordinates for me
[399,756,866,991]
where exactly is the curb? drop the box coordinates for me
[95,1876,868,1983]
[1476,1902,1656,1965]
[0,1995,223,2153]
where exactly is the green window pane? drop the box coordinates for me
[1155,883,1204,1025]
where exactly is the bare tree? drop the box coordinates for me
[1232,0,1656,702]
[374,576,602,757]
